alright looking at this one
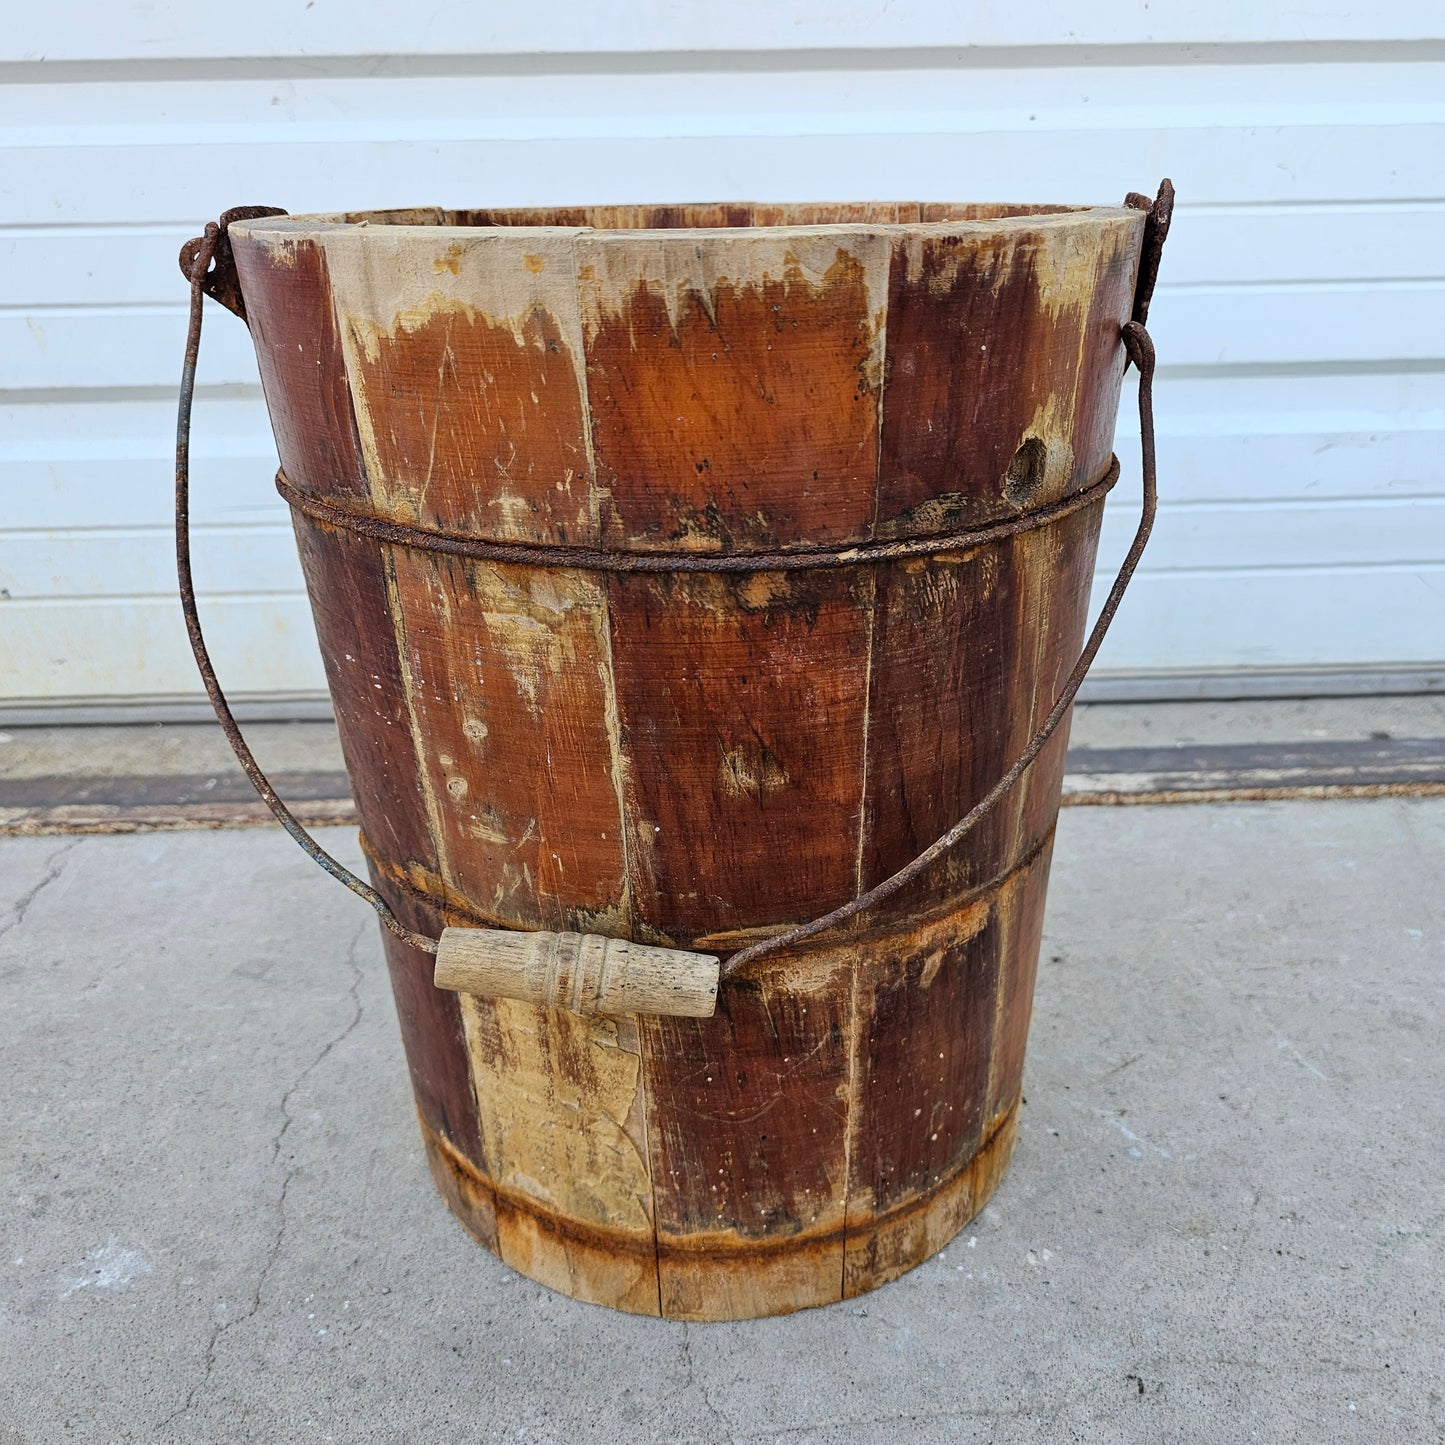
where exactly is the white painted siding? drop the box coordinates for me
[3,3,1443,706]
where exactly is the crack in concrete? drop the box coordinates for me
[0,838,79,946]
[680,1322,734,1441]
[156,917,370,1434]
[1227,1184,1265,1300]
[738,1403,1051,1440]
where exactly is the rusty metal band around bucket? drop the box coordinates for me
[360,810,1059,955]
[176,213,1161,975]
[275,459,1120,574]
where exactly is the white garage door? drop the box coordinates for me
[3,2,1443,713]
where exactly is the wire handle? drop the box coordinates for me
[176,220,438,955]
[177,208,1161,977]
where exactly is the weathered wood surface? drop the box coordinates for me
[230,200,1144,1319]
[607,567,874,941]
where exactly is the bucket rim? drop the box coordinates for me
[229,201,1145,244]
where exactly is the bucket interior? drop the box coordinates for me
[317,200,1093,230]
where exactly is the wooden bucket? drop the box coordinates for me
[198,198,1162,1320]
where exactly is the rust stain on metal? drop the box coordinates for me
[273,457,1122,572]
[1124,179,1175,327]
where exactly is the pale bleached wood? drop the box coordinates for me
[435,927,719,1018]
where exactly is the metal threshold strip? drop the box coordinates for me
[2,737,1443,836]
[1063,737,1445,806]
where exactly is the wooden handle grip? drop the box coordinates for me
[433,928,720,1018]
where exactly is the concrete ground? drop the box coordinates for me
[2,789,1443,1442]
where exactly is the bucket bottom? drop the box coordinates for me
[382,837,1054,1321]
[419,1098,1019,1321]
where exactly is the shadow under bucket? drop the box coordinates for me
[178,190,1170,1319]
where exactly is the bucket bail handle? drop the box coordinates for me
[178,213,440,960]
[177,206,288,323]
[177,201,1162,1014]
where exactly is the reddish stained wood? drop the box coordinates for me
[877,217,1141,536]
[334,207,448,227]
[488,1192,660,1316]
[642,955,852,1318]
[612,203,757,230]
[460,206,593,228]
[750,202,923,227]
[366,864,484,1169]
[459,203,1069,229]
[422,1124,499,1256]
[841,854,1048,1295]
[1070,240,1146,501]
[384,550,629,932]
[984,838,1056,1137]
[860,502,1106,919]
[580,234,886,552]
[341,289,598,544]
[861,546,1025,909]
[844,1098,1019,1297]
[1007,504,1108,857]
[229,233,370,501]
[606,568,871,943]
[466,204,756,230]
[845,891,1000,1228]
[919,203,1090,222]
[291,516,437,880]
